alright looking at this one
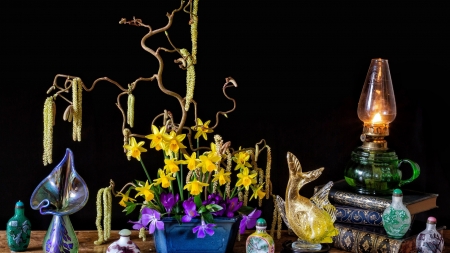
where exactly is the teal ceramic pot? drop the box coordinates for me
[154,216,241,253]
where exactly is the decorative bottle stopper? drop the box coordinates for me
[416,216,444,253]
[246,218,275,253]
[107,229,141,253]
[382,188,411,238]
[6,200,31,252]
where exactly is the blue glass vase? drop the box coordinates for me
[153,216,241,253]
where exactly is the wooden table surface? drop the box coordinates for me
[1,230,450,252]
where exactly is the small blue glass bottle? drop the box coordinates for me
[6,200,31,251]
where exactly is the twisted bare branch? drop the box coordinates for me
[210,77,238,130]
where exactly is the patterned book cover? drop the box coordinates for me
[335,205,383,226]
[315,179,438,214]
[332,222,446,253]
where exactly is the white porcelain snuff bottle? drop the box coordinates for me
[416,217,444,253]
[107,229,141,253]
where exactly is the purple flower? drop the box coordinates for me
[129,207,164,234]
[181,197,198,222]
[225,197,243,218]
[192,218,216,238]
[203,193,222,205]
[161,192,179,215]
[239,209,261,234]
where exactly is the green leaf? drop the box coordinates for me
[194,194,202,208]
[198,206,207,214]
[123,203,137,215]
[145,202,162,213]
[206,204,223,212]
[237,206,254,215]
[202,213,214,224]
[174,214,183,224]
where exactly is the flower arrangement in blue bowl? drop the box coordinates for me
[39,1,274,250]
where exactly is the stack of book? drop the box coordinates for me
[314,179,443,253]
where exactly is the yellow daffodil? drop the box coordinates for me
[153,169,176,188]
[145,125,167,151]
[236,167,257,191]
[134,181,155,201]
[123,137,147,161]
[250,184,266,201]
[232,148,252,170]
[163,131,187,154]
[207,142,221,162]
[183,179,209,195]
[182,152,199,171]
[191,118,214,140]
[164,158,181,174]
[198,155,217,173]
[212,168,231,186]
[117,191,136,207]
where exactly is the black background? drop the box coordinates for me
[1,1,448,231]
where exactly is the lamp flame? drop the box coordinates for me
[372,113,382,123]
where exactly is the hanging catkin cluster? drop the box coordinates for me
[72,78,83,141]
[43,97,54,165]
[94,187,112,245]
[181,49,195,111]
[265,145,272,199]
[127,92,135,128]
[190,0,199,64]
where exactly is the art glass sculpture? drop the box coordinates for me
[275,152,338,251]
[30,148,89,253]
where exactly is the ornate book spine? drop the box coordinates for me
[335,205,383,226]
[329,189,390,213]
[332,223,445,253]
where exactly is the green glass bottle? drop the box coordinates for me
[246,218,275,253]
[6,200,31,251]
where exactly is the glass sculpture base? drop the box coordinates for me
[281,240,330,253]
[292,239,322,251]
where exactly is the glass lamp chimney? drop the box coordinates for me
[358,58,396,150]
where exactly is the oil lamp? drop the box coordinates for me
[344,59,420,195]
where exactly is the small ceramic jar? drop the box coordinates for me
[107,229,141,253]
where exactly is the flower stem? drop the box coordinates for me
[180,163,184,201]
[140,159,152,183]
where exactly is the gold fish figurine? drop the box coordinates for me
[284,152,338,244]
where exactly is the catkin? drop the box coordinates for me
[191,0,199,64]
[265,146,272,199]
[139,227,147,241]
[127,93,135,128]
[94,188,105,245]
[43,97,54,165]
[225,150,232,198]
[180,49,195,111]
[270,196,278,238]
[72,78,83,141]
[244,189,249,206]
[94,187,112,245]
[258,167,264,207]
[103,187,112,241]
[277,207,282,239]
